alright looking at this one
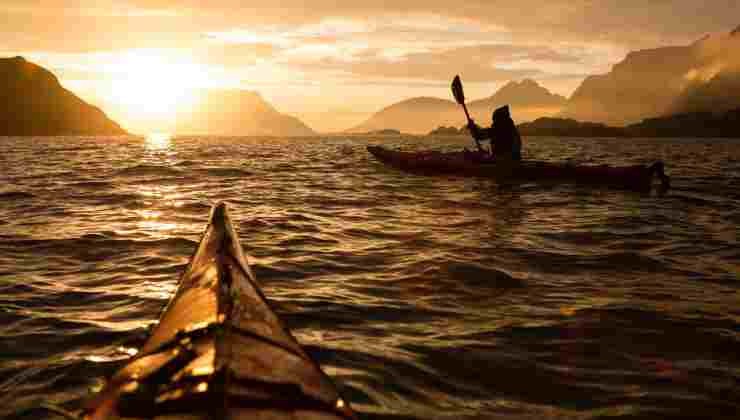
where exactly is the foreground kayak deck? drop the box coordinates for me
[367,146,670,191]
[84,203,356,419]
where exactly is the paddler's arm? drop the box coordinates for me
[466,120,491,153]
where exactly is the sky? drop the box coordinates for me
[1,1,738,132]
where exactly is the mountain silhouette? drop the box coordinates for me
[468,79,565,110]
[348,97,457,134]
[0,57,126,136]
[560,24,740,125]
[175,90,315,136]
[350,79,564,134]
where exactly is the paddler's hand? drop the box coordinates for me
[467,120,482,140]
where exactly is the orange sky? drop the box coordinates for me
[1,1,737,132]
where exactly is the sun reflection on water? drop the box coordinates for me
[145,133,172,151]
[127,134,189,236]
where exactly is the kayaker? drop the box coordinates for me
[467,105,522,161]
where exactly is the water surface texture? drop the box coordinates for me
[0,135,738,419]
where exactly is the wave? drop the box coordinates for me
[0,136,737,420]
[0,236,197,263]
[174,160,196,167]
[68,180,115,189]
[0,191,34,199]
[196,167,254,177]
[114,164,183,177]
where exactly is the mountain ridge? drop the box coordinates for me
[469,79,566,109]
[0,56,127,136]
[559,24,740,125]
[174,89,316,136]
[349,79,565,134]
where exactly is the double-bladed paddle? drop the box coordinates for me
[452,75,484,152]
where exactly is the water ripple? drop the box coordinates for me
[0,135,737,419]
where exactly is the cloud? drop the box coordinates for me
[3,2,737,54]
[118,1,739,47]
[196,42,282,67]
[202,15,604,86]
[287,43,585,82]
[0,8,200,52]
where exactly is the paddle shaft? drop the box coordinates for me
[461,103,471,122]
[461,104,484,153]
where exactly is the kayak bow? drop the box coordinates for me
[84,203,356,420]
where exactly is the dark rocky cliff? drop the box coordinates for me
[0,57,127,136]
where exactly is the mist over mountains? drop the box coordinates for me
[560,24,740,125]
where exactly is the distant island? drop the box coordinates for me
[365,129,403,136]
[343,128,407,136]
[428,119,624,138]
[517,118,627,137]
[0,57,127,136]
[428,126,464,136]
[627,108,740,138]
[427,107,740,138]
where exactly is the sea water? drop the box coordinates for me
[0,135,737,419]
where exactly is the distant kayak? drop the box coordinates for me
[84,203,356,419]
[367,146,670,191]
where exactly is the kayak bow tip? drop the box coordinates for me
[210,201,229,230]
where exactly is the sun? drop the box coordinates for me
[106,50,208,119]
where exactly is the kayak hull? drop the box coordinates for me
[84,203,355,419]
[367,146,669,191]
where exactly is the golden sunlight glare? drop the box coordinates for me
[145,133,172,150]
[106,50,206,118]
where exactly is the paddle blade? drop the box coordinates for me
[451,75,465,104]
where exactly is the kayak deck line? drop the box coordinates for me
[84,203,356,420]
[367,145,670,191]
